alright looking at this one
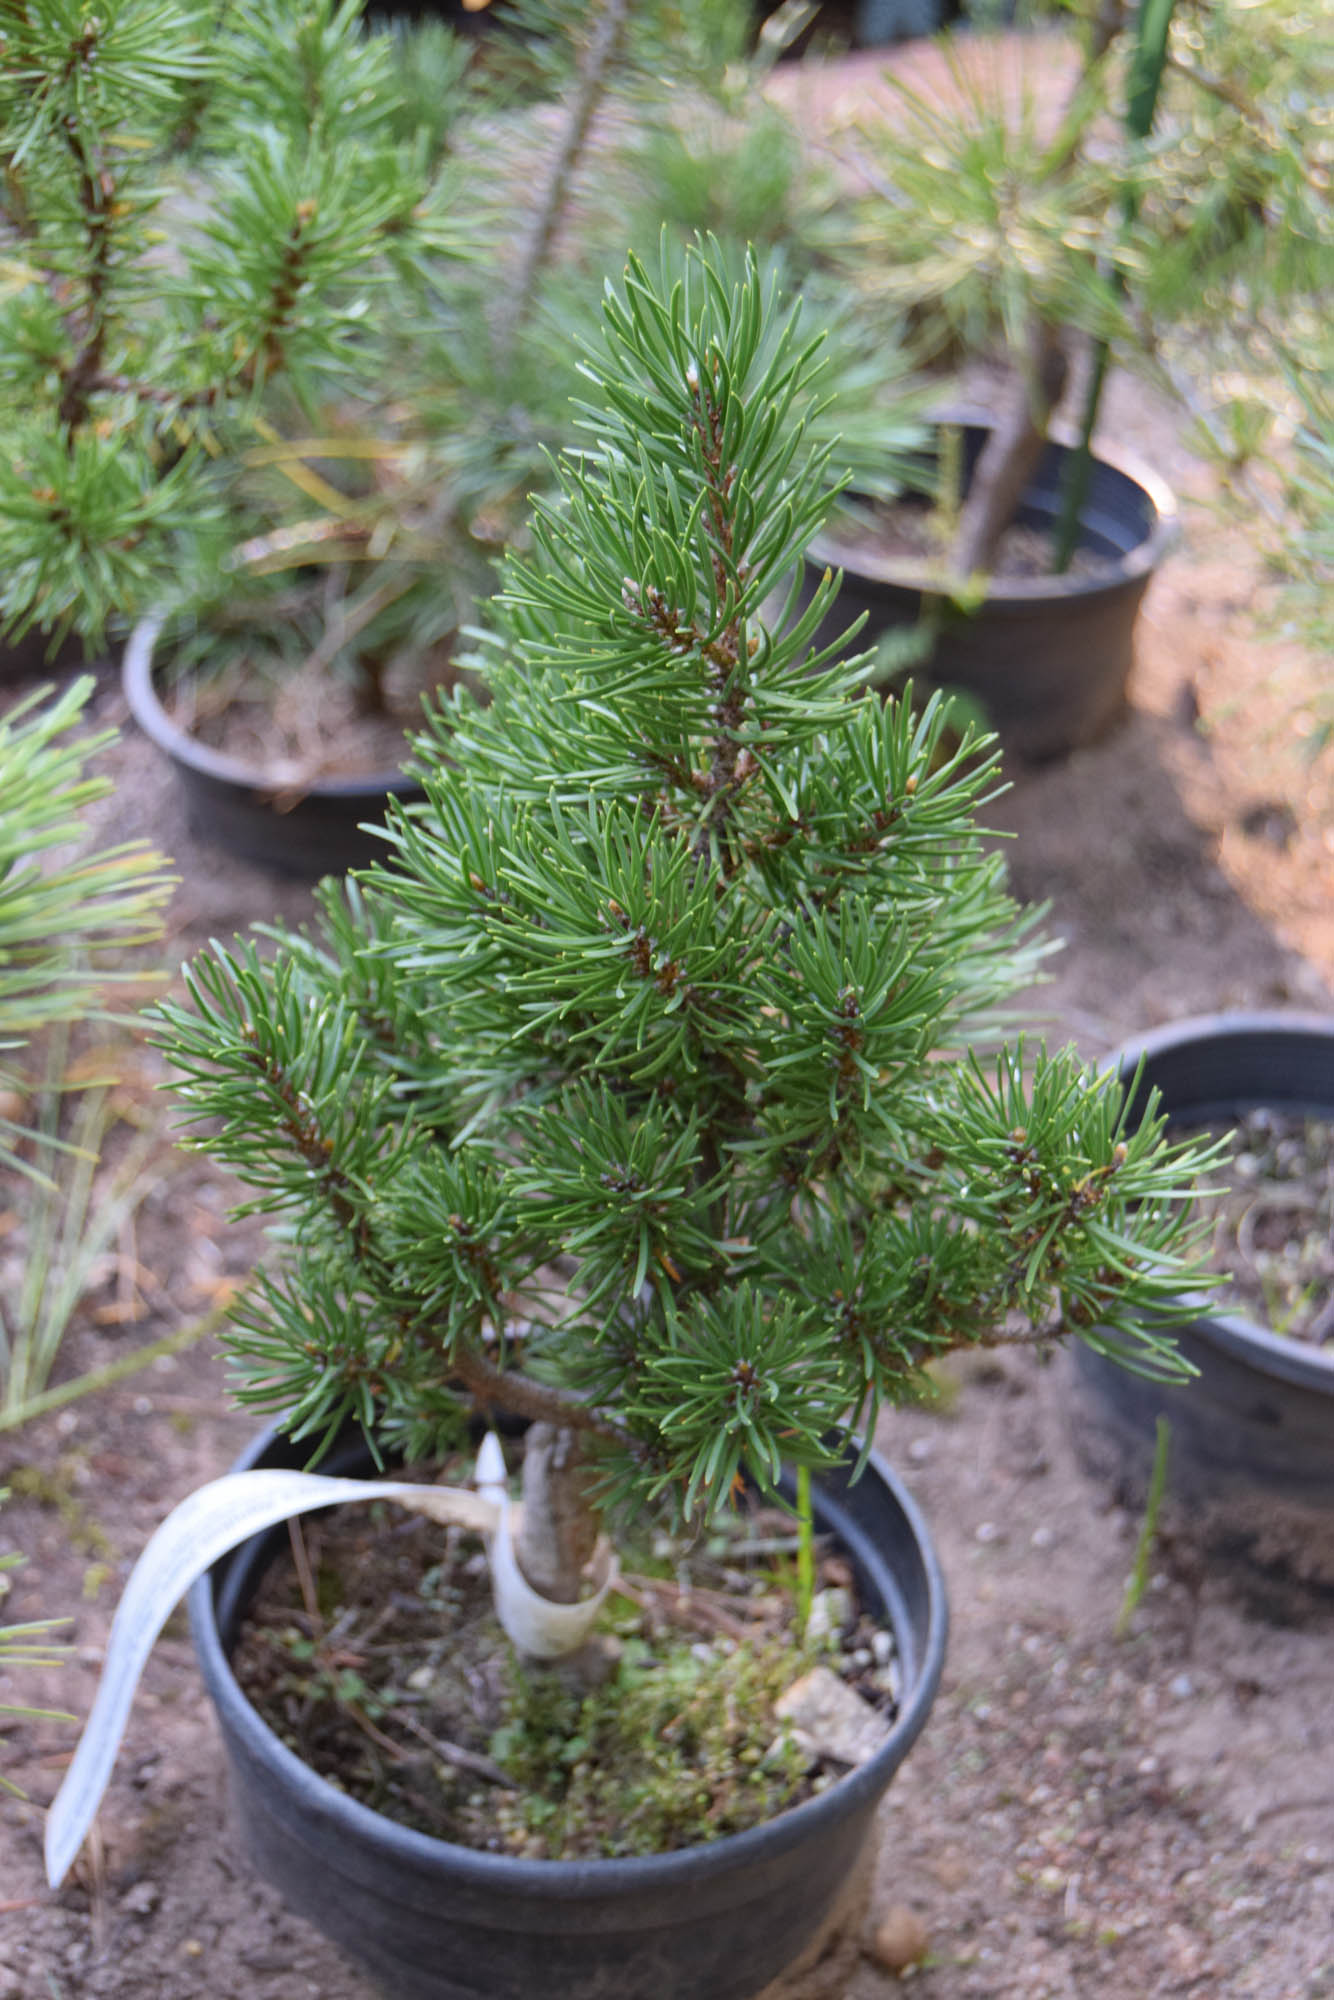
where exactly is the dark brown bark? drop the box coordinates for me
[56,117,116,434]
[449,1346,629,1446]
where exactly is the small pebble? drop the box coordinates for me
[975,1520,1003,1544]
[907,1437,933,1463]
[806,1586,853,1641]
[120,1880,161,1917]
[875,1660,902,1702]
[866,1904,930,1973]
[871,1629,893,1667]
[1030,1525,1053,1549]
[1169,1673,1195,1699]
[775,1666,890,1765]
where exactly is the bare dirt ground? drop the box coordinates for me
[3,65,1334,2000]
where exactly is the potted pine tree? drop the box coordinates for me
[0,0,487,868]
[0,0,530,869]
[807,0,1328,758]
[0,0,481,648]
[48,241,1216,1999]
[1071,1012,1334,1622]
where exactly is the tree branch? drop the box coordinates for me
[56,116,117,433]
[491,0,631,372]
[449,1344,630,1444]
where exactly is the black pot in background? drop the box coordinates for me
[801,415,1178,764]
[1070,1012,1334,1620]
[123,616,426,879]
[0,623,103,691]
[190,1425,948,2000]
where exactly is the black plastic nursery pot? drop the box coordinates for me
[123,616,426,879]
[0,623,100,689]
[802,416,1178,763]
[189,1425,948,2000]
[1070,1012,1334,1617]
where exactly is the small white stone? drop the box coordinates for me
[975,1520,1003,1544]
[774,1666,890,1767]
[120,1880,160,1916]
[1030,1525,1054,1549]
[907,1437,933,1463]
[806,1585,853,1641]
[870,1629,893,1667]
[1169,1673,1195,1699]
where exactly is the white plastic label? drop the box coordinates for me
[44,1467,499,1891]
[45,1436,620,1892]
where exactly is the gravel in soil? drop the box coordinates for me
[230,1484,899,1861]
[1172,1110,1334,1348]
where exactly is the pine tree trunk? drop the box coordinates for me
[514,1422,602,1604]
[491,0,631,375]
[948,325,1071,580]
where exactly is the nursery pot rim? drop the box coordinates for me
[811,405,1180,605]
[190,1427,948,1896]
[123,612,419,799]
[1108,1007,1334,1393]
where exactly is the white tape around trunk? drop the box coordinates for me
[44,1433,612,1893]
[477,1431,616,1660]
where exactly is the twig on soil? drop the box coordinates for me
[334,1682,516,1790]
[615,1573,769,1643]
[397,1710,516,1789]
[287,1518,321,1632]
[1244,1796,1334,1830]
